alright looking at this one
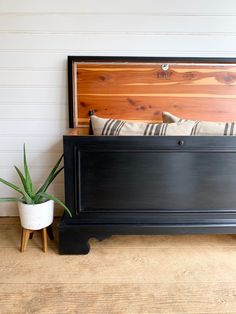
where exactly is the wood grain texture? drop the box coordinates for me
[72,61,236,132]
[1,218,236,313]
[1,283,236,314]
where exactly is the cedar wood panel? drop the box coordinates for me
[68,57,236,133]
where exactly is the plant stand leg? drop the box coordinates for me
[29,232,34,239]
[41,228,47,253]
[20,228,24,252]
[46,224,54,240]
[20,228,33,252]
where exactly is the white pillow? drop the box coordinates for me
[162,112,236,136]
[90,115,194,136]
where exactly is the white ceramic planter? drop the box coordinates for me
[18,200,54,230]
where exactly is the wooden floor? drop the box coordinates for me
[1,219,236,314]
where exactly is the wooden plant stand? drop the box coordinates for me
[20,225,54,253]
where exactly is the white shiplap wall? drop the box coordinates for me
[0,0,235,215]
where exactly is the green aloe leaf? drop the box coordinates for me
[34,167,64,204]
[38,191,72,217]
[23,144,34,196]
[0,177,23,194]
[0,147,66,208]
[34,154,63,204]
[0,197,23,202]
[0,177,32,204]
[35,154,64,203]
[14,166,33,198]
[36,166,64,195]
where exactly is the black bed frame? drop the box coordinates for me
[59,135,236,254]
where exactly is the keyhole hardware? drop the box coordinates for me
[161,64,169,71]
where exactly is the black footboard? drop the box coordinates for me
[59,136,236,254]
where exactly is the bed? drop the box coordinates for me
[59,56,236,254]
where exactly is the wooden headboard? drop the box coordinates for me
[68,56,236,134]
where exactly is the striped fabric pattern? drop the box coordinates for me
[91,115,194,136]
[162,112,236,136]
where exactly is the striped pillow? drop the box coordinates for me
[162,112,236,136]
[90,115,194,136]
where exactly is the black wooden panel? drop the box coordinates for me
[60,136,236,254]
[59,222,236,254]
[79,151,236,212]
[63,136,236,221]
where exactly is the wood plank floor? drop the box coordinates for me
[1,218,236,313]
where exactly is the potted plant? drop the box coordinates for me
[0,144,72,230]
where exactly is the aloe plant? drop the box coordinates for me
[0,144,72,217]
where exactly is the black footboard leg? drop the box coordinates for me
[59,225,91,255]
[74,236,90,254]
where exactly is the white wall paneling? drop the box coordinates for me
[0,70,67,87]
[0,87,67,103]
[1,33,236,53]
[0,105,67,120]
[0,0,235,215]
[1,15,236,34]
[0,52,68,69]
[0,121,67,135]
[0,136,63,152]
[0,0,236,15]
